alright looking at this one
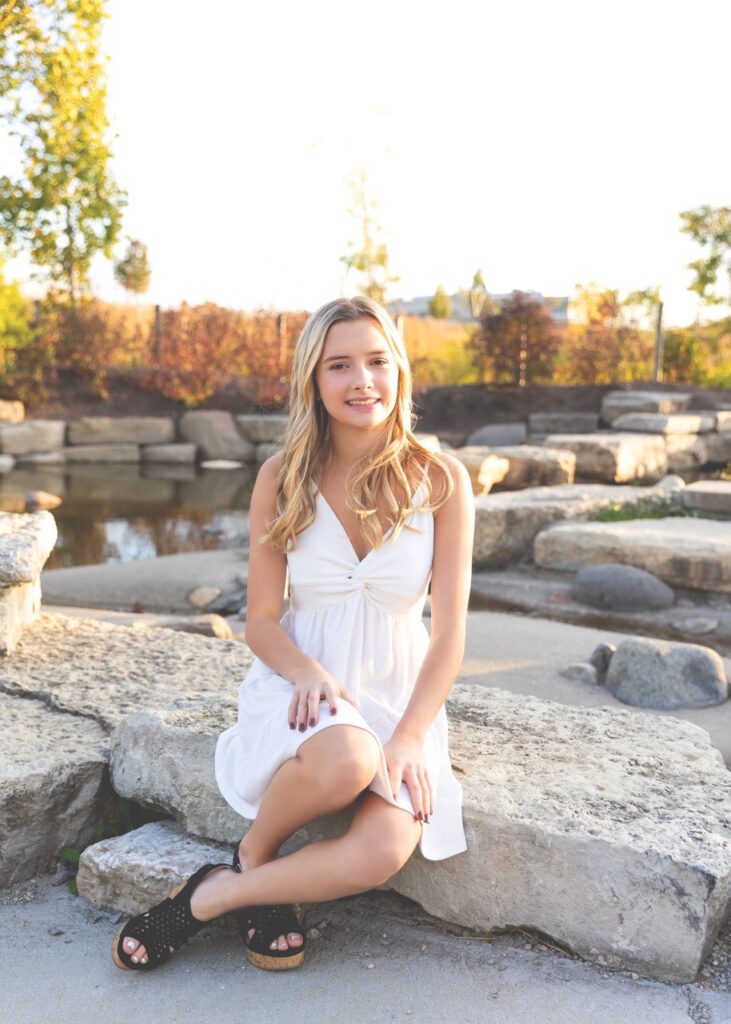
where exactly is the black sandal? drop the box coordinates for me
[232,843,306,970]
[112,862,231,971]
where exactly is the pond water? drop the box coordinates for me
[0,463,256,569]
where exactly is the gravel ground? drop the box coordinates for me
[0,866,729,1024]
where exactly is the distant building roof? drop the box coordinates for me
[387,291,570,324]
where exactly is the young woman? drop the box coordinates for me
[113,295,474,972]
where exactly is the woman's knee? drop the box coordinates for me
[347,810,421,888]
[298,725,381,800]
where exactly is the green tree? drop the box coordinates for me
[0,0,127,305]
[114,238,151,294]
[0,259,34,380]
[680,205,731,309]
[428,284,452,318]
[339,168,399,304]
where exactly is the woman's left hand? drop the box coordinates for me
[382,733,435,823]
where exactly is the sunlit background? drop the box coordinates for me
[2,0,730,324]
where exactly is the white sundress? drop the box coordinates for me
[214,474,468,861]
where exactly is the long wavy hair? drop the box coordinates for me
[261,295,454,554]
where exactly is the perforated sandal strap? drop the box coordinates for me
[116,861,229,970]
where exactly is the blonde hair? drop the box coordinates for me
[261,295,454,554]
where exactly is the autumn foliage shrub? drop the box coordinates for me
[142,303,310,407]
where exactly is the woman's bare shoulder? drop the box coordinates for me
[424,451,471,499]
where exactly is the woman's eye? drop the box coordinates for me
[328,359,388,370]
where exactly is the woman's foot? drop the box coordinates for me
[121,864,232,966]
[237,838,304,953]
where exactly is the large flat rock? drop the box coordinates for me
[0,613,254,730]
[542,432,668,482]
[41,547,248,614]
[0,420,65,454]
[0,691,110,886]
[681,480,731,515]
[473,480,683,567]
[610,413,717,434]
[104,685,731,981]
[68,417,175,446]
[534,518,731,593]
[601,391,691,425]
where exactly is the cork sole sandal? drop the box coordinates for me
[112,862,231,971]
[232,843,306,971]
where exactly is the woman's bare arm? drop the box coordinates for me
[392,453,475,742]
[244,454,324,683]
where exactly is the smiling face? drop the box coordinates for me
[314,318,399,430]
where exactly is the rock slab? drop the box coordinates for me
[534,517,731,593]
[0,509,58,586]
[100,685,731,982]
[0,691,110,886]
[605,637,728,709]
[473,480,684,568]
[68,417,175,446]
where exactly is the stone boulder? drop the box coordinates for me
[64,444,141,463]
[664,434,709,471]
[0,420,65,455]
[534,517,731,593]
[605,637,729,709]
[77,822,232,916]
[610,412,716,434]
[681,480,731,515]
[141,442,197,464]
[15,451,65,466]
[180,410,255,462]
[528,412,599,434]
[600,390,691,425]
[706,432,731,464]
[541,432,668,483]
[0,580,41,655]
[489,445,576,488]
[100,685,731,982]
[68,416,175,445]
[466,422,527,446]
[571,564,675,611]
[235,414,288,444]
[0,692,110,886]
[473,479,684,568]
[450,447,510,495]
[0,509,58,586]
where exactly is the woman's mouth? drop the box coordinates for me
[345,398,380,407]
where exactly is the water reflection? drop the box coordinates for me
[0,463,256,569]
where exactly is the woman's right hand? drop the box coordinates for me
[288,668,359,731]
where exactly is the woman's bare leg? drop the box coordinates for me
[191,791,422,914]
[122,724,383,964]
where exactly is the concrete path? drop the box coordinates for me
[461,609,731,766]
[1,870,728,1024]
[41,548,247,613]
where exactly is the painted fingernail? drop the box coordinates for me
[309,717,315,727]
[330,707,337,715]
[289,721,295,729]
[299,722,306,732]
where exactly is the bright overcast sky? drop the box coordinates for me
[3,0,731,325]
